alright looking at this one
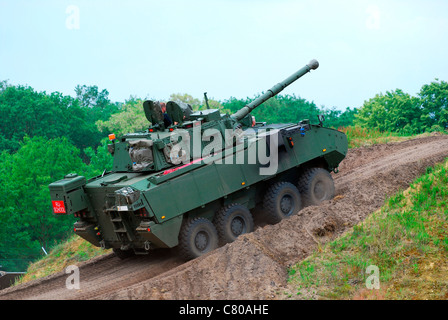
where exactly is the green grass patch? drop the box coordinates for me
[14,236,110,286]
[288,158,448,300]
[339,126,433,148]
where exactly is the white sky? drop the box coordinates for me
[1,0,447,110]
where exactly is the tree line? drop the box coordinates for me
[0,78,446,271]
[355,80,448,134]
[0,82,118,271]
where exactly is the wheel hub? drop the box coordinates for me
[230,216,245,236]
[314,180,327,200]
[194,231,209,251]
[280,194,294,215]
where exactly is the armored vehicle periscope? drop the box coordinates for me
[49,59,348,260]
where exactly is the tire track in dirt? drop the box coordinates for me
[1,135,448,300]
[0,247,184,300]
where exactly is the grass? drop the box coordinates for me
[287,158,448,300]
[339,126,432,148]
[13,236,110,286]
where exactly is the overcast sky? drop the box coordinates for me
[1,0,447,110]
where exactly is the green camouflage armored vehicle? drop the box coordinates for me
[49,59,348,260]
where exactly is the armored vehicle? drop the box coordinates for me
[49,59,348,260]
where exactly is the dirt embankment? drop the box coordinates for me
[1,135,448,300]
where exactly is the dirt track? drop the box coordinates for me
[1,134,448,300]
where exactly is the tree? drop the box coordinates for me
[96,97,148,137]
[354,89,422,134]
[83,138,114,178]
[169,93,201,110]
[319,106,358,129]
[419,79,448,131]
[221,94,321,125]
[200,95,223,111]
[0,136,86,269]
[75,84,121,122]
[0,84,65,151]
[0,83,103,154]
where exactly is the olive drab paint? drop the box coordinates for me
[49,60,348,260]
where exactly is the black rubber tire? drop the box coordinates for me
[263,181,302,224]
[214,204,254,245]
[298,168,335,207]
[113,248,134,260]
[178,217,219,260]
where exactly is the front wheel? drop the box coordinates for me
[263,181,302,224]
[298,168,335,207]
[178,217,219,260]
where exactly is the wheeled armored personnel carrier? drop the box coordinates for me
[49,59,348,260]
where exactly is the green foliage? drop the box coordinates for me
[319,106,358,129]
[0,134,112,271]
[222,94,315,123]
[287,159,448,300]
[0,136,85,271]
[96,97,147,137]
[74,84,121,122]
[0,82,119,155]
[340,126,426,148]
[83,138,114,177]
[16,235,111,285]
[169,93,201,110]
[200,96,223,111]
[220,94,357,128]
[418,79,448,130]
[354,89,423,134]
[354,80,448,134]
[0,83,72,151]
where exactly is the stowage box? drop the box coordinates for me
[49,174,88,215]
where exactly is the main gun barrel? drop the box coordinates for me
[232,59,319,121]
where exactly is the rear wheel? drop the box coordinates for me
[214,204,254,245]
[298,168,335,207]
[178,217,219,260]
[263,181,302,224]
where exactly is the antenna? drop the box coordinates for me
[204,92,210,109]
